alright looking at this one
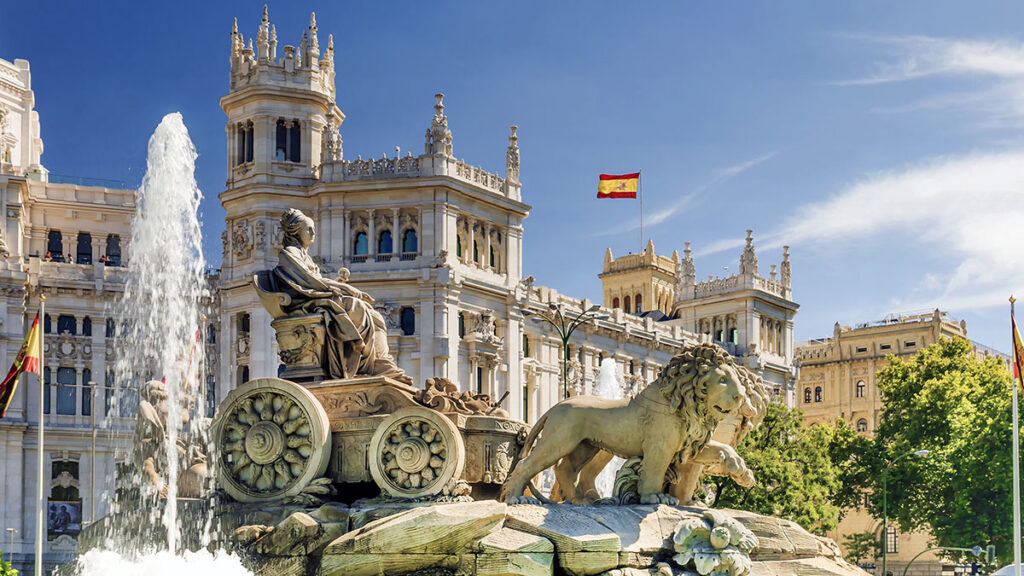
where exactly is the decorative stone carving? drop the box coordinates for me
[506,125,520,184]
[471,310,503,346]
[670,510,758,576]
[221,229,229,257]
[6,206,19,220]
[212,377,332,503]
[368,406,466,499]
[373,303,400,330]
[739,230,757,275]
[236,332,251,359]
[780,245,792,288]
[271,314,324,379]
[232,219,253,259]
[501,343,757,505]
[132,380,208,499]
[254,221,267,252]
[418,377,509,417]
[430,249,448,268]
[426,93,453,157]
[252,208,410,384]
[322,112,343,162]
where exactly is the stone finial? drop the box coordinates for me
[257,5,270,62]
[604,247,613,268]
[739,229,758,276]
[322,33,335,79]
[675,241,697,301]
[300,30,307,67]
[269,25,278,60]
[780,245,791,288]
[506,125,520,183]
[231,18,242,59]
[428,93,453,157]
[308,12,320,70]
[645,239,655,254]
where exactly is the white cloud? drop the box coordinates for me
[703,151,1024,312]
[836,35,1024,86]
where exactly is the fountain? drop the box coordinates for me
[73,114,866,576]
[591,358,625,498]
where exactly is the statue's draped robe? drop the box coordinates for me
[272,245,411,383]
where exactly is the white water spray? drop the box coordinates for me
[78,113,249,574]
[593,358,626,497]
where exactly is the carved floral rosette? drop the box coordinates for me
[368,406,466,499]
[212,378,332,502]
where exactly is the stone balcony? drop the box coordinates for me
[31,259,128,286]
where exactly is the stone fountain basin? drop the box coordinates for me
[210,500,869,576]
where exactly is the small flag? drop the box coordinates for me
[597,172,640,199]
[0,313,42,417]
[1013,312,1024,382]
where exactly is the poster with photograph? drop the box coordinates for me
[47,500,81,538]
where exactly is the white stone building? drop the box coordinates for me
[0,56,136,573]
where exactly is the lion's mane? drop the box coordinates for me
[637,343,737,461]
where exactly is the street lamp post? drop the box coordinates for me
[882,449,930,576]
[5,528,15,565]
[523,303,609,399]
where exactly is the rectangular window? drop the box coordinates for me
[886,526,898,554]
[44,369,51,414]
[56,367,77,415]
[856,346,867,353]
[880,344,891,350]
[476,367,484,395]
[905,341,916,348]
[82,369,92,416]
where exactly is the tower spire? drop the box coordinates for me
[231,17,241,59]
[308,12,320,70]
[257,5,270,62]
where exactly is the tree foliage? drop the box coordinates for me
[842,531,881,565]
[0,551,17,576]
[705,400,844,534]
[871,337,1013,564]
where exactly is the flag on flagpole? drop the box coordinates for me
[0,312,42,417]
[1013,311,1024,382]
[597,173,640,199]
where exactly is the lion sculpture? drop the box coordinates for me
[501,343,760,505]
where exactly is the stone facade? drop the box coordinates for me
[0,56,137,573]
[214,9,701,426]
[599,240,678,316]
[794,310,1009,576]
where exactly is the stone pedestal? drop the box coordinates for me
[271,313,326,381]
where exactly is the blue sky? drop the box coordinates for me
[4,1,1023,351]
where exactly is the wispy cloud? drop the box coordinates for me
[595,152,777,237]
[701,150,1024,312]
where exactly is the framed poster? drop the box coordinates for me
[47,500,81,539]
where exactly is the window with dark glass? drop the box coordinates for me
[288,121,301,162]
[354,232,368,256]
[400,307,415,336]
[886,526,898,554]
[730,328,739,344]
[206,374,216,418]
[57,315,76,335]
[624,296,631,314]
[207,324,216,344]
[275,119,288,161]
[856,380,866,398]
[106,235,121,266]
[523,334,531,358]
[239,313,250,333]
[44,368,51,414]
[378,230,393,254]
[715,330,723,342]
[76,232,92,264]
[82,317,92,337]
[402,229,418,253]
[104,372,114,416]
[814,386,823,402]
[56,367,76,415]
[82,369,92,416]
[635,294,642,314]
[804,387,811,403]
[245,122,254,163]
[105,318,115,338]
[456,235,462,258]
[45,314,52,334]
[458,312,466,338]
[489,246,496,268]
[47,230,63,260]
[857,419,868,433]
[238,365,250,384]
[473,241,479,263]
[476,366,484,395]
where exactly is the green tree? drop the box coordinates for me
[0,550,17,576]
[871,337,1013,564]
[843,531,881,565]
[706,400,843,534]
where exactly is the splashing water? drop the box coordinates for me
[593,358,626,497]
[76,550,251,576]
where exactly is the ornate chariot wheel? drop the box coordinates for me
[212,377,331,503]
[368,406,465,499]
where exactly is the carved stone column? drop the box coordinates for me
[367,209,376,256]
[391,208,400,256]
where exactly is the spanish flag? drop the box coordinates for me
[1013,311,1024,383]
[597,172,639,199]
[0,313,42,417]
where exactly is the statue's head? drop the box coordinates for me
[281,208,316,249]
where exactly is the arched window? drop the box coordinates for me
[458,312,466,338]
[402,229,418,253]
[804,387,811,403]
[624,296,631,313]
[456,235,463,258]
[612,297,620,309]
[77,232,92,264]
[105,318,115,338]
[635,294,642,314]
[106,235,121,266]
[856,380,866,398]
[56,367,77,415]
[856,419,868,433]
[57,315,76,335]
[400,307,415,336]
[378,230,393,254]
[47,230,63,261]
[354,232,368,256]
[814,386,823,402]
[730,328,739,344]
[523,334,531,358]
[82,317,92,337]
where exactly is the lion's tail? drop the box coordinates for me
[507,409,559,505]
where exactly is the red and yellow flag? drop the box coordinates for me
[597,172,639,199]
[0,313,42,417]
[1013,311,1024,382]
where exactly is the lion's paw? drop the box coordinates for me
[507,495,542,505]
[735,468,755,488]
[640,492,679,505]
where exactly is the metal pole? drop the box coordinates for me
[6,528,16,564]
[35,295,45,576]
[639,171,644,252]
[90,380,96,524]
[902,547,977,576]
[883,467,888,576]
[1012,295,1021,576]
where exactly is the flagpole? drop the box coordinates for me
[1014,295,1022,576]
[35,294,45,576]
